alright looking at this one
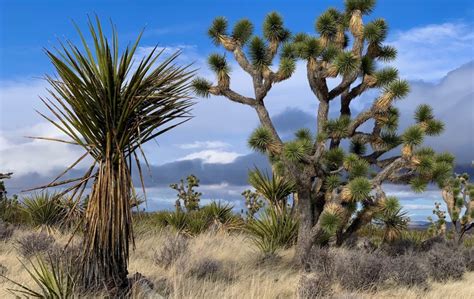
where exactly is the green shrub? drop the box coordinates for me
[246,207,298,255]
[3,255,78,298]
[21,192,67,228]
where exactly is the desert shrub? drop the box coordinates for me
[4,255,78,298]
[186,257,223,280]
[21,192,67,228]
[463,248,474,271]
[154,235,189,269]
[419,235,446,252]
[165,211,189,232]
[298,274,333,299]
[0,194,25,224]
[381,238,417,256]
[246,207,298,255]
[200,201,243,232]
[303,247,335,277]
[0,221,14,241]
[425,243,466,282]
[335,250,388,291]
[384,253,428,287]
[17,232,55,258]
[0,263,7,276]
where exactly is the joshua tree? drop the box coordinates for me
[35,18,194,291]
[192,0,453,262]
[439,173,474,242]
[170,174,202,212]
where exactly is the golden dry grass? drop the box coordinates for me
[1,228,473,298]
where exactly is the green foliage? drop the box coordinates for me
[361,56,375,75]
[22,192,67,228]
[348,158,369,179]
[320,44,340,62]
[4,255,78,298]
[246,207,298,255]
[295,37,321,60]
[424,120,444,136]
[280,43,296,59]
[379,131,402,149]
[191,78,212,98]
[232,19,253,44]
[248,168,295,210]
[345,0,376,14]
[410,177,428,193]
[295,128,313,142]
[248,36,271,70]
[325,116,351,138]
[386,79,410,99]
[263,12,290,43]
[378,45,397,61]
[374,197,410,243]
[248,126,274,153]
[334,52,359,75]
[325,147,345,170]
[320,209,342,235]
[283,140,311,163]
[277,57,296,78]
[374,67,398,87]
[402,126,424,147]
[242,190,264,219]
[316,10,338,36]
[414,104,434,123]
[325,175,341,191]
[208,53,230,74]
[350,140,367,156]
[208,17,228,44]
[348,177,372,201]
[170,175,202,212]
[364,19,388,43]
[380,107,400,132]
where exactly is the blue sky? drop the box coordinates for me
[0,0,473,220]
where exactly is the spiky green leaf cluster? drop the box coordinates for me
[208,53,230,74]
[325,147,345,170]
[320,210,341,235]
[378,45,397,61]
[414,104,433,123]
[348,158,369,179]
[248,126,274,152]
[191,78,212,98]
[295,128,313,142]
[350,139,367,155]
[348,177,372,201]
[364,19,388,43]
[361,56,375,75]
[385,79,410,99]
[345,0,376,14]
[321,44,340,62]
[325,116,351,138]
[435,152,455,165]
[294,37,321,60]
[263,12,290,43]
[283,140,311,162]
[325,175,341,191]
[277,57,296,78]
[334,52,360,75]
[316,9,338,36]
[410,177,428,193]
[402,126,424,147]
[380,107,400,132]
[375,67,398,87]
[249,36,271,69]
[379,131,402,149]
[208,17,228,45]
[280,43,296,59]
[232,19,254,45]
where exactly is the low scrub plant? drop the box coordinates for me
[425,243,466,281]
[17,232,56,258]
[186,257,223,280]
[0,221,14,241]
[246,207,298,255]
[154,235,189,269]
[298,274,333,299]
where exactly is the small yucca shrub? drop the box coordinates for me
[246,207,298,255]
[21,192,67,228]
[3,255,78,298]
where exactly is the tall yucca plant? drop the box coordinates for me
[35,17,194,291]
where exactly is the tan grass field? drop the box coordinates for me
[1,228,473,298]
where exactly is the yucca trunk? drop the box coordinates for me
[82,143,133,291]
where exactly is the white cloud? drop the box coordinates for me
[0,122,88,176]
[177,140,230,150]
[177,149,241,164]
[388,22,474,81]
